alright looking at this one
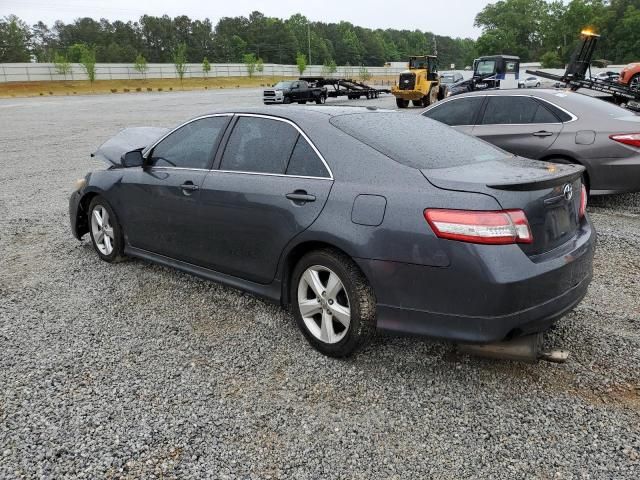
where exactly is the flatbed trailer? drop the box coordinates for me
[526,31,640,112]
[300,77,391,100]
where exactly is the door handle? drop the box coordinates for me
[532,131,554,137]
[286,191,316,203]
[180,182,199,194]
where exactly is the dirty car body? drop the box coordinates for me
[70,107,595,346]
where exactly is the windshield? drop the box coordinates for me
[274,81,293,89]
[476,60,496,76]
[410,58,427,69]
[330,112,509,169]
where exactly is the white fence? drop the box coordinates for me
[0,62,626,84]
[0,63,406,83]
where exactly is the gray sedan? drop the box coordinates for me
[69,107,594,357]
[422,89,640,195]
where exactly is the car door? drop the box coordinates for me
[115,115,231,263]
[471,95,563,159]
[421,96,486,135]
[290,81,301,101]
[198,114,333,284]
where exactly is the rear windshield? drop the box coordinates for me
[330,112,509,169]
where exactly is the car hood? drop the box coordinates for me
[92,127,169,165]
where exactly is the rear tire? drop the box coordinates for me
[395,98,409,108]
[88,196,125,263]
[629,74,640,92]
[315,95,326,104]
[291,249,376,358]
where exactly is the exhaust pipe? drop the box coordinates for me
[458,333,569,364]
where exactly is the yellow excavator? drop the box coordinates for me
[391,55,441,108]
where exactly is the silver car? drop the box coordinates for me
[422,89,640,195]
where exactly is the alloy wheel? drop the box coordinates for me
[297,265,351,344]
[90,205,115,255]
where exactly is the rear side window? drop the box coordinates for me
[221,117,298,174]
[330,112,509,170]
[149,116,229,169]
[480,96,558,125]
[537,99,573,122]
[286,136,330,178]
[423,97,485,126]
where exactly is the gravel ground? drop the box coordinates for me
[1,89,639,479]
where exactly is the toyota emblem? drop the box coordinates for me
[563,184,573,201]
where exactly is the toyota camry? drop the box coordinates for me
[69,107,595,357]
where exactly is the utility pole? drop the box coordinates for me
[308,23,312,65]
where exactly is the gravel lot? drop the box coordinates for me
[1,88,639,479]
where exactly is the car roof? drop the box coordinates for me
[198,105,392,122]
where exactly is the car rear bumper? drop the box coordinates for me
[356,219,595,343]
[589,155,640,195]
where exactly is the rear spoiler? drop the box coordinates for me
[92,127,169,166]
[487,164,584,191]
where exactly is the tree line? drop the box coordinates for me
[1,1,639,71]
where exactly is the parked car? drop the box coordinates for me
[518,76,541,88]
[70,107,594,357]
[618,62,640,91]
[440,72,464,84]
[592,71,620,83]
[263,80,327,104]
[422,89,640,195]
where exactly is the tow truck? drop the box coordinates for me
[526,30,640,112]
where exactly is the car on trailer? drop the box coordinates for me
[70,107,594,359]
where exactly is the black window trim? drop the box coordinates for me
[142,113,234,172]
[214,113,333,180]
[476,94,578,126]
[423,95,488,127]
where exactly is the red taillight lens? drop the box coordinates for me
[579,184,587,218]
[424,209,533,245]
[610,133,640,148]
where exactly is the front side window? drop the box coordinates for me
[423,96,485,126]
[480,96,558,125]
[476,60,496,75]
[220,117,299,174]
[149,116,229,169]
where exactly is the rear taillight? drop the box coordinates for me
[579,184,587,218]
[424,209,533,245]
[610,133,640,148]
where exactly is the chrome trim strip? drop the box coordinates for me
[212,169,333,181]
[233,113,334,180]
[143,112,334,180]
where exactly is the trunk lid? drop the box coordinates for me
[422,157,585,255]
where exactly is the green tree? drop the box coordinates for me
[53,52,72,79]
[540,51,563,68]
[256,57,264,76]
[243,53,257,78]
[133,53,148,78]
[322,59,337,76]
[173,42,188,86]
[0,15,31,62]
[296,52,307,75]
[70,44,97,85]
[202,57,211,78]
[359,65,371,81]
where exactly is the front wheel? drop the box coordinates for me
[629,74,640,92]
[412,99,423,107]
[291,249,376,357]
[88,196,125,263]
[315,95,326,104]
[395,98,409,108]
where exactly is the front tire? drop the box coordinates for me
[629,74,640,92]
[88,196,125,263]
[395,98,409,108]
[315,95,326,104]
[412,99,423,107]
[291,249,376,358]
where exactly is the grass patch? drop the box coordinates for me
[0,75,397,98]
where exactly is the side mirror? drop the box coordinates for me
[121,149,144,168]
